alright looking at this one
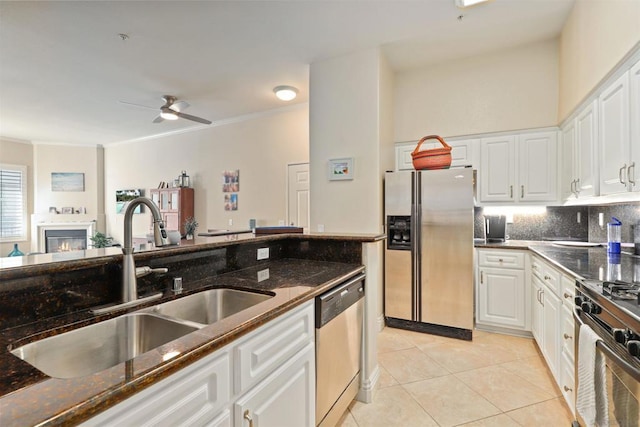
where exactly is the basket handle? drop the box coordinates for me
[411,135,452,155]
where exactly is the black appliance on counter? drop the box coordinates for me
[484,215,507,242]
[574,278,640,426]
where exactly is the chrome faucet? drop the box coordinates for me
[122,197,169,303]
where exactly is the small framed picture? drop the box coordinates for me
[61,207,74,214]
[49,207,58,214]
[328,158,354,181]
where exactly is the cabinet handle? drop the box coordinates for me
[480,271,484,284]
[540,289,544,306]
[570,179,575,195]
[564,333,573,340]
[544,275,550,281]
[563,292,572,299]
[575,178,581,195]
[521,185,524,198]
[619,164,627,185]
[564,385,573,392]
[536,289,541,304]
[498,258,503,263]
[510,185,513,198]
[532,264,538,270]
[628,162,636,187]
[244,410,255,427]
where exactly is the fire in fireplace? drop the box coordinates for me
[45,229,88,253]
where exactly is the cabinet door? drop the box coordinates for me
[449,139,478,168]
[477,267,526,329]
[630,59,640,191]
[168,189,180,212]
[164,213,180,231]
[395,143,417,171]
[576,101,598,197]
[234,344,314,427]
[150,189,161,208]
[542,285,561,379]
[518,131,558,202]
[599,72,630,195]
[531,276,543,344]
[560,119,577,200]
[479,136,515,202]
[561,352,576,417]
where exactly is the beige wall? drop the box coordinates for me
[559,0,640,121]
[394,39,559,142]
[104,106,309,244]
[0,138,33,255]
[309,48,387,234]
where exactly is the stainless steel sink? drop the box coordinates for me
[10,313,198,379]
[150,288,272,325]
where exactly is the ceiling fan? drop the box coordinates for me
[121,95,212,125]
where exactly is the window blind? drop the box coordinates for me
[0,165,26,240]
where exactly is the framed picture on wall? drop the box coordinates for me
[61,207,74,214]
[116,189,144,214]
[51,172,85,192]
[328,158,354,181]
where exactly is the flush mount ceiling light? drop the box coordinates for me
[273,85,298,101]
[455,0,491,8]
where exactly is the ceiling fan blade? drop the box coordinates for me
[119,100,157,110]
[176,112,212,125]
[152,114,164,123]
[169,101,190,112]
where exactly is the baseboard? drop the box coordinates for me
[377,314,385,332]
[356,365,379,404]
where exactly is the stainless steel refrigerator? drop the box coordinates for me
[384,168,474,340]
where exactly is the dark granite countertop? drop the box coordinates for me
[0,258,364,426]
[474,239,640,284]
[0,232,384,276]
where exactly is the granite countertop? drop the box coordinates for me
[0,258,364,426]
[475,239,640,284]
[0,231,385,276]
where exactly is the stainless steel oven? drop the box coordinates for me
[574,279,640,427]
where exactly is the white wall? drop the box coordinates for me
[309,48,388,234]
[559,0,640,121]
[104,106,308,244]
[394,39,559,142]
[0,138,33,255]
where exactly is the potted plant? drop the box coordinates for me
[184,217,198,240]
[90,232,113,248]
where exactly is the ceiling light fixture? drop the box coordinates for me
[455,0,491,8]
[160,108,178,120]
[273,85,298,101]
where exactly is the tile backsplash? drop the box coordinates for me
[474,202,639,242]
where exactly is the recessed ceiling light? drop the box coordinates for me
[273,85,298,101]
[455,0,491,8]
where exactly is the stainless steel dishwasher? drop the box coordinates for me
[315,273,365,427]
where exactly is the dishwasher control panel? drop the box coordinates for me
[315,273,365,328]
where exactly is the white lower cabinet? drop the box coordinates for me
[541,284,561,378]
[476,249,529,332]
[83,301,315,427]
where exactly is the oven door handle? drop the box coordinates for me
[574,308,640,382]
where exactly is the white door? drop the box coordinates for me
[576,101,598,197]
[599,72,630,195]
[287,163,310,229]
[479,136,515,202]
[518,131,558,202]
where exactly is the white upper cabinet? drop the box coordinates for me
[560,119,577,200]
[518,131,558,202]
[575,101,598,197]
[479,135,516,202]
[479,132,557,203]
[630,59,640,191]
[599,72,631,195]
[395,138,477,171]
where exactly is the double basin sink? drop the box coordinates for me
[10,288,272,379]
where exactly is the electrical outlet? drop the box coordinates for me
[278,219,285,226]
[257,268,270,282]
[599,213,604,227]
[257,247,269,260]
[317,224,325,232]
[228,219,233,226]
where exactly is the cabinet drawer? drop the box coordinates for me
[478,250,525,269]
[561,274,576,305]
[531,256,561,295]
[83,350,231,426]
[234,301,314,394]
[561,352,576,416]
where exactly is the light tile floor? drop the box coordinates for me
[338,327,574,427]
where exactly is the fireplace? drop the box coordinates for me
[45,229,87,253]
[35,221,96,253]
